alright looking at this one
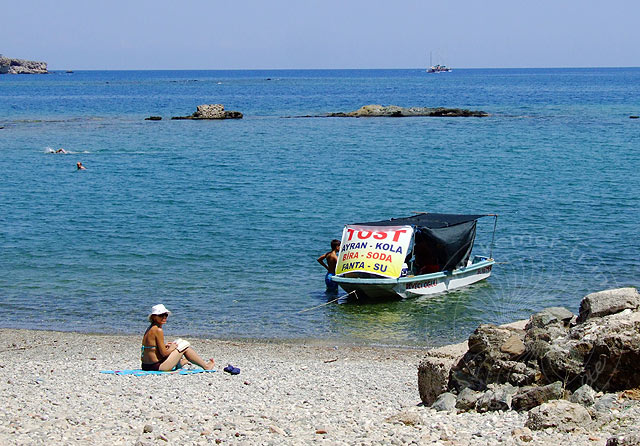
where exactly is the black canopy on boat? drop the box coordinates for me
[354,213,488,229]
[353,213,491,272]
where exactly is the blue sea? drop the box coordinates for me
[1,68,638,347]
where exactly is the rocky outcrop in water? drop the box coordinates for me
[328,104,489,117]
[418,287,640,414]
[171,104,243,120]
[0,56,48,74]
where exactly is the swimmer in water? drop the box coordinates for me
[76,162,86,170]
[55,148,67,154]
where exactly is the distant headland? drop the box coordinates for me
[0,54,48,74]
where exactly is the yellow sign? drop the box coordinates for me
[335,225,413,278]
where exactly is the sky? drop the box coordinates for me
[2,0,639,70]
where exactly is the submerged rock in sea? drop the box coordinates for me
[171,104,243,120]
[327,104,489,117]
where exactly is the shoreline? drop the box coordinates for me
[1,328,626,445]
[0,325,438,351]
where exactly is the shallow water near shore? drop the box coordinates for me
[1,68,639,347]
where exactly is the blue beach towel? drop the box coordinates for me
[100,369,216,376]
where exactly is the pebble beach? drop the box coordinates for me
[2,329,637,445]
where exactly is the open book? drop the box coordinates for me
[174,338,191,352]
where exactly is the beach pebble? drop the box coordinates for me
[570,384,597,407]
[269,425,286,435]
[431,392,457,411]
[526,400,592,432]
[385,410,422,426]
[595,394,621,412]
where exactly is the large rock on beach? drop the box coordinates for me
[525,400,592,432]
[0,56,48,74]
[449,323,538,392]
[417,286,640,416]
[512,381,565,411]
[580,309,640,391]
[328,104,489,118]
[475,383,517,412]
[577,287,640,322]
[455,387,482,411]
[607,433,640,446]
[533,296,640,391]
[430,392,457,412]
[171,104,243,120]
[418,340,467,405]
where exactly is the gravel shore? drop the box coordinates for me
[0,329,633,445]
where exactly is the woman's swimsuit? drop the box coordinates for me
[140,344,182,371]
[141,360,162,371]
[141,345,161,370]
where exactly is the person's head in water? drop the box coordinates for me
[331,239,340,251]
[76,162,86,170]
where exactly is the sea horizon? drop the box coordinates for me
[41,66,640,71]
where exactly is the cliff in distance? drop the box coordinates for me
[0,55,48,74]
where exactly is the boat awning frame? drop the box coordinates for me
[353,212,492,229]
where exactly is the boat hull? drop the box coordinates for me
[332,259,494,301]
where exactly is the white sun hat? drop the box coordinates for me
[149,304,171,317]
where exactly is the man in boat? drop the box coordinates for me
[317,239,340,293]
[413,232,442,275]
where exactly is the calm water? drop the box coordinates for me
[1,68,638,347]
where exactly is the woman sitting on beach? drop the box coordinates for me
[141,304,214,371]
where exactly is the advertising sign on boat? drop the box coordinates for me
[335,225,413,279]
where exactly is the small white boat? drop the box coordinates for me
[427,64,452,73]
[331,213,497,300]
[426,51,452,73]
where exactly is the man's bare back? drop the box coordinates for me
[317,239,340,273]
[317,239,341,293]
[317,249,338,274]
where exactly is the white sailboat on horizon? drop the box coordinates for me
[426,51,452,73]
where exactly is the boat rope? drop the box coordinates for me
[297,291,356,314]
[489,214,499,259]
